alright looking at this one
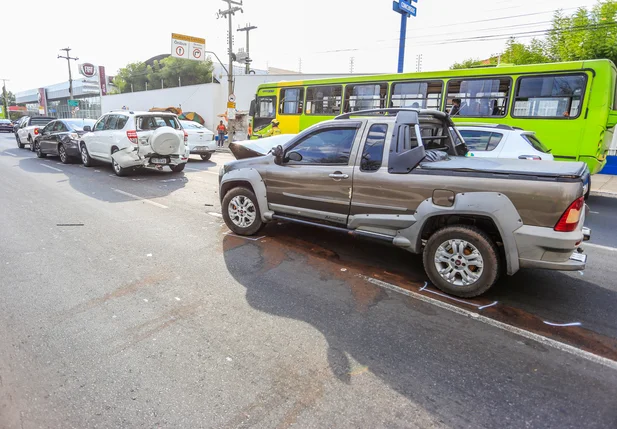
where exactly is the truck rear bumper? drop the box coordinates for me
[514,209,589,272]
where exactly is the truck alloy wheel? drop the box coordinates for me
[423,225,500,298]
[221,187,263,236]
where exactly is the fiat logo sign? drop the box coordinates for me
[80,63,97,78]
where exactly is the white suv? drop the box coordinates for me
[80,111,189,176]
[457,124,554,161]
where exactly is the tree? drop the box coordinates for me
[113,57,214,93]
[450,0,617,68]
[450,58,484,70]
[0,90,16,106]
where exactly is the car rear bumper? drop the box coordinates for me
[112,146,189,168]
[514,206,590,271]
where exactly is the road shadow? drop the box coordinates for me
[17,156,188,204]
[222,223,617,428]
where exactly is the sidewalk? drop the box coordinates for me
[591,174,617,198]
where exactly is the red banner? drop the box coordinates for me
[99,66,107,96]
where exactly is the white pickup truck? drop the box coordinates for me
[16,116,56,151]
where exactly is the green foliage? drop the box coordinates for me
[450,58,484,70]
[113,57,214,94]
[451,0,617,68]
[0,90,16,106]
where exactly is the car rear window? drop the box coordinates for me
[31,118,53,126]
[522,133,550,153]
[137,115,180,131]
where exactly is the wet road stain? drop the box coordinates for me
[58,273,170,321]
[222,223,617,363]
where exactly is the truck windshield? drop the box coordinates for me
[31,118,52,126]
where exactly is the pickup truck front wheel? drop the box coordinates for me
[423,225,500,298]
[222,187,263,236]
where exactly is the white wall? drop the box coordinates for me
[101,73,365,130]
[101,83,222,130]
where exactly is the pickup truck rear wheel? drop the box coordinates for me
[423,225,501,298]
[28,136,35,152]
[222,187,263,236]
[16,134,24,149]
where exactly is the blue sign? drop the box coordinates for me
[399,0,417,16]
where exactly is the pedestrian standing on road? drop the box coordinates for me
[216,121,227,147]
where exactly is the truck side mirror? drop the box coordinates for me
[83,125,92,132]
[249,99,256,117]
[287,151,302,162]
[272,145,284,165]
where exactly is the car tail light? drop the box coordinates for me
[126,130,138,144]
[183,130,188,144]
[555,197,584,232]
[518,155,541,160]
[34,128,40,135]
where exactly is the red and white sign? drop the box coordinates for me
[171,33,205,62]
[99,66,107,96]
[79,63,97,78]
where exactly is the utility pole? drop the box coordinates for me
[218,0,243,144]
[1,79,9,120]
[237,24,257,74]
[58,48,79,100]
[349,57,355,73]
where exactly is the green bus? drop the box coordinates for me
[250,59,617,174]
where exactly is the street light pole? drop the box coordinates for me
[58,47,79,100]
[217,0,243,144]
[237,24,257,74]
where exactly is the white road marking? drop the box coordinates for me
[543,321,583,327]
[207,212,223,218]
[583,243,617,252]
[361,275,617,371]
[590,211,600,214]
[421,282,498,310]
[4,152,16,157]
[112,189,169,209]
[224,232,265,241]
[40,164,63,172]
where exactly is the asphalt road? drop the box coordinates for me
[1,131,617,429]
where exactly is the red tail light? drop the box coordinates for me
[554,197,584,232]
[183,130,188,143]
[34,128,40,135]
[126,130,138,144]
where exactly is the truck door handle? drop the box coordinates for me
[329,172,349,180]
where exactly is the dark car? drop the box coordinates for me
[35,118,96,163]
[0,119,13,133]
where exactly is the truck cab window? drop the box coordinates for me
[361,124,387,172]
[287,128,357,164]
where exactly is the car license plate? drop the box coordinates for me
[193,146,206,151]
[151,157,168,164]
[570,252,587,263]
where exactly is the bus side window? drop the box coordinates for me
[279,88,304,115]
[390,81,443,110]
[344,83,388,112]
[446,77,511,117]
[305,86,343,115]
[512,74,586,118]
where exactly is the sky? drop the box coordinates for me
[3,0,599,94]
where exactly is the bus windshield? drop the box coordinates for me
[256,96,276,119]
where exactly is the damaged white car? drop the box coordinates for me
[80,111,189,176]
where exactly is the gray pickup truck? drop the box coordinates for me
[219,109,591,297]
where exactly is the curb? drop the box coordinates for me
[590,190,617,199]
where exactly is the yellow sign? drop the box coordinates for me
[171,33,206,44]
[227,101,236,109]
